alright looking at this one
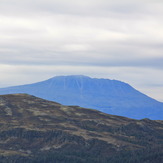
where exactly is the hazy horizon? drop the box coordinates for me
[0,74,162,103]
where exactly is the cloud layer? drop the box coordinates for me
[0,0,163,101]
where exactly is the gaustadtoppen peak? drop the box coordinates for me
[0,75,162,120]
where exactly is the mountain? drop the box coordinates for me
[0,94,163,163]
[0,75,163,120]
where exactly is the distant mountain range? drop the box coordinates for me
[0,94,162,163]
[0,75,163,120]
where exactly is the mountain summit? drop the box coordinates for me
[0,75,163,120]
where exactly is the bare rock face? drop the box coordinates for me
[0,94,163,163]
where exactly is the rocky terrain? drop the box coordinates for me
[0,94,163,163]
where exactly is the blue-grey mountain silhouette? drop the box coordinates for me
[0,75,162,120]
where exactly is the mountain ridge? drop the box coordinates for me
[0,93,163,162]
[0,75,162,120]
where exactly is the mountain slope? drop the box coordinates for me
[0,75,163,120]
[0,94,163,163]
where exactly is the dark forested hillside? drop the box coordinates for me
[0,94,162,163]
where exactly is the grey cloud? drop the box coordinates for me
[0,47,163,70]
[0,0,161,18]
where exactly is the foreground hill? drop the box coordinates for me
[0,94,163,163]
[0,75,163,120]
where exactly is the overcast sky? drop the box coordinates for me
[0,0,163,101]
